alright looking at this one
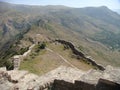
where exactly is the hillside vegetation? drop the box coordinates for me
[20,42,92,75]
[0,2,120,68]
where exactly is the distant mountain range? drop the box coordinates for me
[0,1,120,68]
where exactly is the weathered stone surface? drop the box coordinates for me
[0,65,120,90]
[80,69,103,84]
[102,65,120,84]
[96,78,120,90]
[1,40,119,89]
[52,79,74,90]
[75,80,96,90]
[12,55,22,70]
[0,66,85,90]
[52,78,120,90]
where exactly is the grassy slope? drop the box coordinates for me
[1,2,120,68]
[19,20,120,67]
[20,43,92,75]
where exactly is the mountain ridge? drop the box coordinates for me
[0,2,120,68]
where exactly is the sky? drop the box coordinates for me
[0,0,120,9]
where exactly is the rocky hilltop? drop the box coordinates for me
[0,65,120,90]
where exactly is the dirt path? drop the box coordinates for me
[46,48,79,69]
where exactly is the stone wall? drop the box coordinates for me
[12,55,22,70]
[52,79,74,90]
[12,44,35,70]
[96,78,120,90]
[0,66,120,90]
[55,39,105,71]
[75,80,96,90]
[52,79,120,90]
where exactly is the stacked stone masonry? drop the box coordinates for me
[0,66,120,90]
[2,39,119,90]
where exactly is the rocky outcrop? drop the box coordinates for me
[55,39,105,71]
[0,65,120,90]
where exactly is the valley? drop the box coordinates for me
[0,1,120,90]
[0,2,120,68]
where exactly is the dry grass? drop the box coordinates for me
[20,42,92,75]
[20,47,69,75]
[47,42,92,70]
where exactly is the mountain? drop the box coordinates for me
[0,2,120,68]
[114,9,120,14]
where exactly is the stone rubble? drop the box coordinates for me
[79,65,120,85]
[0,65,120,90]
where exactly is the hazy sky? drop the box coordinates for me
[1,0,120,9]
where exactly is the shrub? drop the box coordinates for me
[4,60,14,70]
[39,42,46,49]
[35,42,46,53]
[19,47,29,55]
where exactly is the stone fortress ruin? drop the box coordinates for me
[1,39,120,90]
[0,65,120,90]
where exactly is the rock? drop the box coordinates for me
[0,65,120,90]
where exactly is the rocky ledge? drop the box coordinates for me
[0,65,120,90]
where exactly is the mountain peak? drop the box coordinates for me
[99,6,108,9]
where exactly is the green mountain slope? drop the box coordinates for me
[0,2,120,68]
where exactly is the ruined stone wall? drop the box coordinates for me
[52,80,74,90]
[75,80,96,90]
[12,44,35,70]
[12,55,22,70]
[52,80,95,90]
[96,79,120,90]
[0,65,120,90]
[52,79,120,90]
[55,39,105,71]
